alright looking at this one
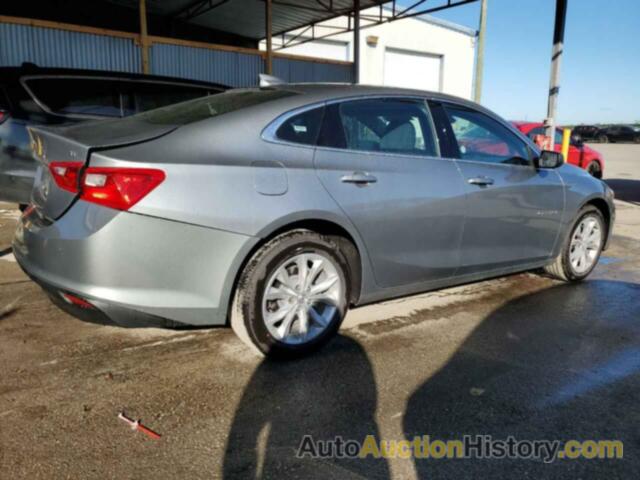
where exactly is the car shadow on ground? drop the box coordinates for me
[404,280,640,478]
[222,280,640,479]
[605,179,640,205]
[222,335,391,479]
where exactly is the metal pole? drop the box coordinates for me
[473,0,487,103]
[545,0,568,146]
[139,0,150,74]
[265,0,273,75]
[353,0,360,84]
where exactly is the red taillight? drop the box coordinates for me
[80,167,165,211]
[49,161,83,193]
[0,109,9,124]
[49,162,165,211]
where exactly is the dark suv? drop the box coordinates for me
[598,125,640,144]
[572,125,603,142]
[0,65,227,206]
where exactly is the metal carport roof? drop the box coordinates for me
[106,0,476,40]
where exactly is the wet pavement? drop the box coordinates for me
[1,144,639,479]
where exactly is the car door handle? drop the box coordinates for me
[467,176,494,186]
[341,172,378,185]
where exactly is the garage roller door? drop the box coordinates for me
[383,48,442,92]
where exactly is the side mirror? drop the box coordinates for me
[534,150,564,169]
[571,135,583,147]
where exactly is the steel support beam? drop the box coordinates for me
[265,0,273,74]
[545,0,568,145]
[139,0,150,74]
[353,0,360,83]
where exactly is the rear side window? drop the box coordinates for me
[276,106,324,145]
[139,88,297,125]
[445,105,530,165]
[124,82,212,114]
[320,98,437,156]
[25,78,122,117]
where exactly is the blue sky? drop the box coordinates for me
[399,0,640,124]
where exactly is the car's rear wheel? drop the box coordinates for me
[231,230,349,358]
[544,206,605,282]
[598,134,608,143]
[586,161,602,179]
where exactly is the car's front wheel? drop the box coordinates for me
[544,206,605,282]
[231,230,349,358]
[598,134,608,143]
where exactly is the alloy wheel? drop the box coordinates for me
[569,215,603,274]
[261,252,343,345]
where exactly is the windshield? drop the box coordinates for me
[137,88,298,125]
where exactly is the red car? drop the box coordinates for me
[513,122,604,178]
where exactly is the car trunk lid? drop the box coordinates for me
[28,118,176,220]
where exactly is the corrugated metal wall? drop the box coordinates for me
[150,43,263,87]
[0,23,140,72]
[0,22,353,86]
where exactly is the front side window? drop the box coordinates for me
[276,106,324,145]
[25,78,122,117]
[320,98,437,156]
[445,105,530,165]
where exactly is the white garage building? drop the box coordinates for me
[263,7,477,100]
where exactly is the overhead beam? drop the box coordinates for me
[173,0,232,21]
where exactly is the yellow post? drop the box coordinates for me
[561,128,571,161]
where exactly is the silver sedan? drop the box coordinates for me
[13,84,615,357]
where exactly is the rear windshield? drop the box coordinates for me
[138,88,298,126]
[26,78,123,117]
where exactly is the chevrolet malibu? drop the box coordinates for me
[13,85,615,358]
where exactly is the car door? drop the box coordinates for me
[314,97,467,288]
[436,102,564,274]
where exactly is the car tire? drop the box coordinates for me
[544,206,605,282]
[598,134,608,143]
[586,161,602,179]
[230,229,350,358]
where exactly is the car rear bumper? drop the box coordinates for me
[13,200,258,327]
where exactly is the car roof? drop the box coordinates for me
[279,83,477,105]
[248,83,510,123]
[0,64,228,90]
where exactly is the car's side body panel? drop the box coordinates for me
[314,146,467,289]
